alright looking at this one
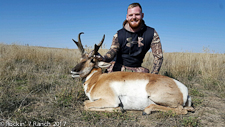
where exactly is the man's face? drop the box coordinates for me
[126,6,144,29]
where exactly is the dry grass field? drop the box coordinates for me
[0,43,224,127]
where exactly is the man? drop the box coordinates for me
[98,3,163,74]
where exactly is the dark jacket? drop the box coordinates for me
[116,22,154,67]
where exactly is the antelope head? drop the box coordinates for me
[71,32,110,78]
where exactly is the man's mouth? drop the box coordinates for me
[131,20,138,23]
[130,19,139,23]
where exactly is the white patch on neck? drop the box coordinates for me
[173,79,188,106]
[83,82,95,101]
[83,69,99,101]
[85,69,98,81]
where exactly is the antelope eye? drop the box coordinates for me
[91,59,95,63]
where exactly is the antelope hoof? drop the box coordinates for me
[142,111,148,115]
[190,110,195,113]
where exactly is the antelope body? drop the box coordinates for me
[71,32,195,115]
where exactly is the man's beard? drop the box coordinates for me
[128,19,142,29]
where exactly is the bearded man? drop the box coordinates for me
[98,3,163,74]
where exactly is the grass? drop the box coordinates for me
[0,43,224,126]
[181,116,200,127]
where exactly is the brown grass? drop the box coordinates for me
[143,51,225,93]
[0,43,224,126]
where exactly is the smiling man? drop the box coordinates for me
[98,3,163,74]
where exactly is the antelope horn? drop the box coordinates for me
[93,34,105,55]
[72,32,85,55]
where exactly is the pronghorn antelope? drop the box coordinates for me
[71,32,195,115]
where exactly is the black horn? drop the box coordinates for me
[93,34,105,55]
[72,32,85,55]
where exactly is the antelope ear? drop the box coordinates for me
[97,61,111,68]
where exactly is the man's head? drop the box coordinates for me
[126,3,144,31]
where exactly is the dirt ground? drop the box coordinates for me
[195,94,225,127]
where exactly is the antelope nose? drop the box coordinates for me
[71,66,81,72]
[71,67,77,72]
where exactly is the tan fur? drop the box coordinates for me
[146,75,183,107]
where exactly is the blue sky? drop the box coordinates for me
[0,0,225,53]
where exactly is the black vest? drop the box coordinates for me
[116,25,154,67]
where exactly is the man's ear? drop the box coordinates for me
[97,61,111,68]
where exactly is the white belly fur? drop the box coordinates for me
[110,79,155,110]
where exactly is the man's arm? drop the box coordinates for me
[102,33,120,62]
[150,30,163,74]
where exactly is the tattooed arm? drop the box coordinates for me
[150,30,163,74]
